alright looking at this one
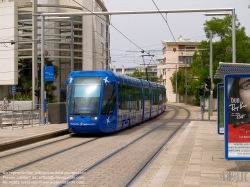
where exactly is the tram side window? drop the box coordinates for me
[118,84,134,113]
[152,88,157,106]
[101,84,116,115]
[123,85,131,111]
[136,86,142,110]
[144,87,150,108]
[135,87,139,111]
[159,89,163,105]
[162,89,166,103]
[152,88,154,105]
[131,85,138,111]
[118,84,123,109]
[163,89,166,103]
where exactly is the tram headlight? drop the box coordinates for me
[69,116,75,120]
[91,116,98,121]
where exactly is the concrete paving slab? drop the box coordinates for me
[0,123,68,151]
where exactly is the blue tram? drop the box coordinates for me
[66,70,166,133]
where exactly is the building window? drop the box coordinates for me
[101,23,104,36]
[186,56,193,63]
[186,46,195,51]
[101,42,104,56]
[179,56,193,63]
[101,61,104,70]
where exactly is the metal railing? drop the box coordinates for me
[0,109,41,129]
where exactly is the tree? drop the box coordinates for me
[37,58,59,103]
[203,15,250,63]
[126,69,145,79]
[17,58,59,102]
[170,70,199,94]
[126,68,161,82]
[17,59,32,99]
[170,70,186,95]
[189,15,250,104]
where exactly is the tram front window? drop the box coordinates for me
[70,77,102,115]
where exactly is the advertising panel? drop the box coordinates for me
[225,74,250,160]
[217,83,224,134]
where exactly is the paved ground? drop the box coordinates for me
[0,123,68,151]
[0,102,250,186]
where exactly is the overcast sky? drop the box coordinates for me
[103,0,250,68]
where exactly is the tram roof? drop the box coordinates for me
[214,62,250,79]
[114,72,142,85]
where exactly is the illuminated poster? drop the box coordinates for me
[225,74,250,160]
[217,83,224,135]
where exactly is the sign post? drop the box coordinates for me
[12,85,16,110]
[43,66,54,124]
[200,96,205,120]
[217,83,224,135]
[44,91,46,124]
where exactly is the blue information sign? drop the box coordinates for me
[225,74,250,160]
[44,66,54,82]
[12,85,16,95]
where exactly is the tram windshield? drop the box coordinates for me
[70,76,102,115]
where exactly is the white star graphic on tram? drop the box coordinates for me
[103,77,110,84]
[106,116,111,126]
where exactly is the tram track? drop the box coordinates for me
[0,135,72,159]
[0,137,100,177]
[0,104,191,187]
[56,105,188,187]
[125,105,190,187]
[0,107,175,179]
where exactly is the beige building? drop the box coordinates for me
[0,0,109,103]
[158,36,201,102]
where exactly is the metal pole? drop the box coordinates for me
[201,52,204,121]
[175,65,177,102]
[38,8,236,16]
[141,54,154,81]
[41,15,45,125]
[32,0,38,109]
[202,95,204,120]
[185,61,187,105]
[209,31,213,119]
[70,17,74,72]
[232,8,236,63]
[13,94,14,111]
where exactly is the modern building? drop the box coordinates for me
[158,36,201,102]
[0,0,109,104]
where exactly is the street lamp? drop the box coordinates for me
[45,16,74,72]
[204,12,234,119]
[38,8,237,65]
[37,7,237,120]
[204,10,236,63]
[40,16,74,124]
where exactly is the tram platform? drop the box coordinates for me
[0,102,249,186]
[135,103,250,187]
[0,123,68,151]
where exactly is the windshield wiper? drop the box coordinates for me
[73,98,76,113]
